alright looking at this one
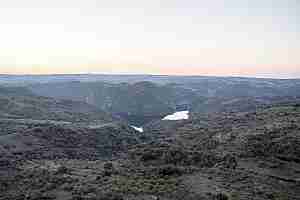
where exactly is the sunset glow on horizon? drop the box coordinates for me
[0,0,299,78]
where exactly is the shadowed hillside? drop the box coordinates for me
[0,86,113,122]
[29,81,193,125]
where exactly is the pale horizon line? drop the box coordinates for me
[1,72,300,80]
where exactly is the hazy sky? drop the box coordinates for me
[0,0,299,78]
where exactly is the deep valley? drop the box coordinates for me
[0,75,299,200]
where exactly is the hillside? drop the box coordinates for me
[0,78,300,199]
[0,86,113,122]
[190,96,300,114]
[2,74,300,98]
[25,76,300,126]
[1,102,299,200]
[29,81,187,125]
[0,86,116,136]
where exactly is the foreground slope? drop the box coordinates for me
[0,100,299,200]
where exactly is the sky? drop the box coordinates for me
[0,0,299,78]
